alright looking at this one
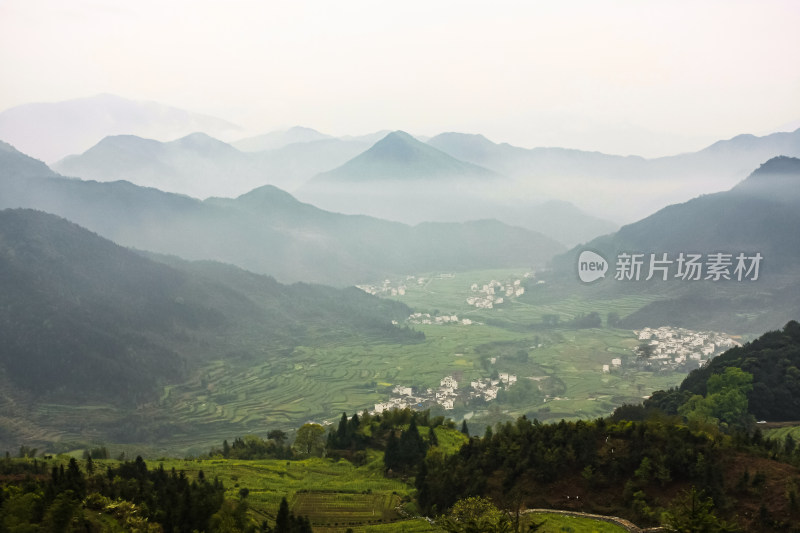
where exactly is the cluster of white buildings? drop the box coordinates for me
[359,274,463,297]
[356,278,408,297]
[466,279,525,309]
[469,373,518,401]
[604,326,741,373]
[404,312,473,326]
[372,371,522,414]
[601,358,623,374]
[372,376,463,413]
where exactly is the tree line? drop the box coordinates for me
[0,455,311,532]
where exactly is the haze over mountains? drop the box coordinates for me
[51,123,615,246]
[550,156,800,335]
[309,130,499,183]
[2,93,800,456]
[2,94,787,249]
[233,125,333,151]
[428,128,800,221]
[0,208,417,446]
[0,94,242,164]
[2,93,799,282]
[54,130,373,198]
[1,141,563,286]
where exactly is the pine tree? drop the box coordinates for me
[384,430,399,471]
[222,439,230,458]
[416,459,430,510]
[275,496,291,532]
[662,486,734,533]
[399,417,427,470]
[347,413,360,446]
[335,412,348,448]
[429,426,439,447]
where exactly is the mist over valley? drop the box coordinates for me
[2,2,800,529]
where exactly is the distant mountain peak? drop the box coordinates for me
[310,130,500,183]
[287,125,325,135]
[429,131,494,145]
[749,155,800,176]
[232,126,332,152]
[170,132,238,153]
[233,184,303,207]
[731,156,800,203]
[367,130,428,160]
[0,94,242,163]
[385,130,413,139]
[95,134,158,147]
[177,131,217,142]
[0,140,58,179]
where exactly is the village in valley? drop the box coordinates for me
[465,277,528,309]
[370,325,740,416]
[624,326,741,373]
[371,373,520,414]
[358,273,536,327]
[359,272,743,416]
[403,312,473,326]
[355,276,421,297]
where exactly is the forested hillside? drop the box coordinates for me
[0,208,415,411]
[680,320,800,421]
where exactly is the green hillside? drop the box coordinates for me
[0,209,417,448]
[679,320,800,421]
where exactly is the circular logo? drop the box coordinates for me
[577,250,608,283]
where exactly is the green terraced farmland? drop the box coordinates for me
[292,492,400,527]
[75,270,708,454]
[128,267,700,454]
[142,453,436,532]
[765,424,800,443]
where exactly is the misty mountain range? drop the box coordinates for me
[550,156,800,335]
[54,123,800,244]
[5,94,800,245]
[0,94,242,164]
[54,130,373,197]
[1,94,800,450]
[0,141,563,286]
[2,94,799,283]
[427,128,800,221]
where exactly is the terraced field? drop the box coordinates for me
[147,452,437,532]
[765,424,800,443]
[54,452,631,532]
[18,267,698,455]
[292,492,401,528]
[129,268,706,453]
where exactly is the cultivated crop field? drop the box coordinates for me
[144,268,698,453]
[764,424,800,442]
[136,452,438,532]
[11,268,699,456]
[33,452,637,532]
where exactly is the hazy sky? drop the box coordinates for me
[2,0,799,157]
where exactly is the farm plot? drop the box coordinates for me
[291,491,401,527]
